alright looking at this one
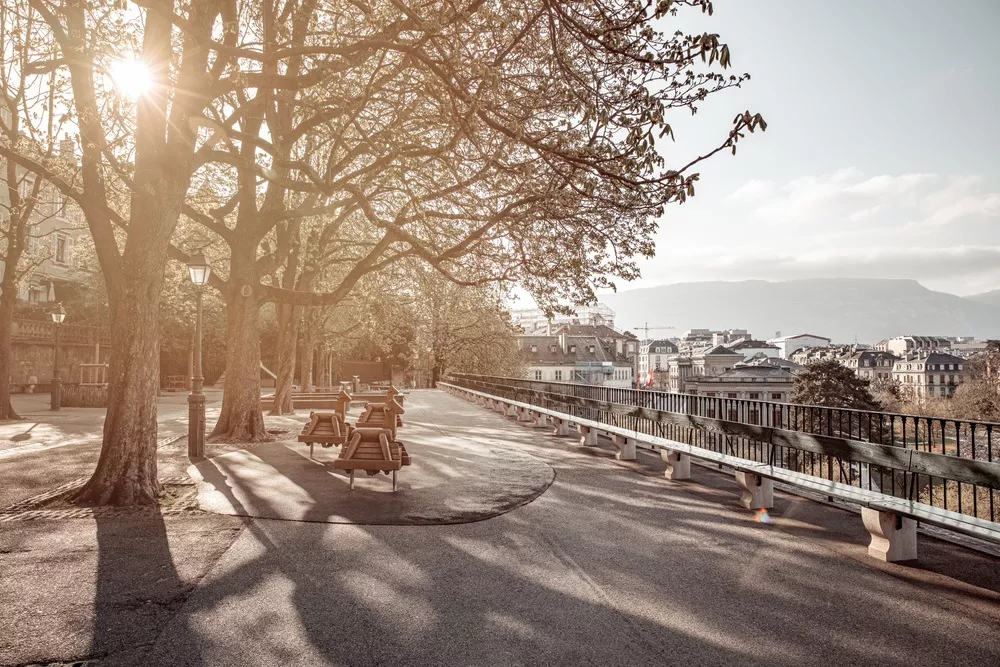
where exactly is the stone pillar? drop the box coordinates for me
[611,434,636,460]
[734,471,773,510]
[661,449,691,480]
[862,508,917,562]
[552,417,571,436]
[534,412,550,428]
[578,424,598,446]
[516,406,532,422]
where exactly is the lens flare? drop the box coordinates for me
[754,508,773,524]
[110,59,153,99]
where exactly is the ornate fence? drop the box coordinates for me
[446,374,1000,524]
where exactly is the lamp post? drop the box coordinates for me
[186,252,211,457]
[50,302,66,411]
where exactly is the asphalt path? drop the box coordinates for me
[2,389,999,667]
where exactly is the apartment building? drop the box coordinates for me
[876,335,951,357]
[892,352,968,399]
[519,332,633,387]
[766,333,832,359]
[638,338,679,377]
[685,366,796,403]
[664,344,745,393]
[841,350,900,382]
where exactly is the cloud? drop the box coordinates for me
[727,179,774,201]
[639,245,1000,288]
[727,169,1000,229]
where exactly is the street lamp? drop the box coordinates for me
[50,302,66,411]
[186,252,211,457]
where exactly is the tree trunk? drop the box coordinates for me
[210,247,270,442]
[431,365,441,388]
[269,304,300,415]
[302,336,315,393]
[0,279,21,421]
[75,279,164,505]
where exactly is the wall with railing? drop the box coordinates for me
[446,373,1000,525]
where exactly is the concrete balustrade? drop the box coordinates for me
[660,449,691,480]
[734,471,773,510]
[578,424,598,446]
[862,508,917,562]
[611,434,636,460]
[442,381,1000,564]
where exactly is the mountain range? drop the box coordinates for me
[599,279,1000,344]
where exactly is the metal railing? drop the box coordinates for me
[447,374,1000,524]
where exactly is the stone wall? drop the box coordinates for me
[61,383,109,408]
[9,341,109,389]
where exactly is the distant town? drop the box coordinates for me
[511,304,983,403]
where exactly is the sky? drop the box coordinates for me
[589,0,1000,299]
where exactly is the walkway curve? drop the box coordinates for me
[189,390,555,525]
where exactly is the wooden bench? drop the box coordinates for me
[441,382,1000,562]
[355,396,410,466]
[297,411,352,458]
[333,428,403,491]
[165,375,188,391]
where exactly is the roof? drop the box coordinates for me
[643,339,678,354]
[552,324,627,339]
[701,344,741,356]
[768,333,832,343]
[688,366,796,382]
[731,340,778,350]
[519,335,631,365]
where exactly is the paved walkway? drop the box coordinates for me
[2,389,1000,667]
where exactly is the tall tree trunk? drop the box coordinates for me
[0,278,21,421]
[269,304,300,415]
[302,335,315,393]
[75,272,165,505]
[211,246,270,442]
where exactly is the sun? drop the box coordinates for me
[110,59,153,99]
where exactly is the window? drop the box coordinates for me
[530,345,537,353]
[749,393,759,399]
[727,392,737,399]
[569,345,576,353]
[958,364,964,371]
[771,393,782,400]
[550,345,558,353]
[554,370,563,381]
[863,360,869,367]
[588,346,595,353]
[534,370,542,380]
[927,376,934,384]
[706,392,716,397]
[54,233,71,265]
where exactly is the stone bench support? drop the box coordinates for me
[661,450,691,480]
[734,471,773,509]
[551,417,571,437]
[862,508,917,562]
[578,424,598,446]
[533,412,550,428]
[611,434,636,460]
[515,406,533,422]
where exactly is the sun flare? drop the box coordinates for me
[110,59,153,99]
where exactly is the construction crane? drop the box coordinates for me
[635,323,675,343]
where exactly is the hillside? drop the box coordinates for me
[967,289,1000,308]
[600,279,1000,343]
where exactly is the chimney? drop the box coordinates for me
[59,134,75,163]
[558,332,567,354]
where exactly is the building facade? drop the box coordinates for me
[891,352,968,399]
[638,339,679,378]
[520,332,633,387]
[511,304,616,334]
[684,366,796,403]
[767,333,832,359]
[877,335,951,357]
[841,350,900,382]
[663,344,745,393]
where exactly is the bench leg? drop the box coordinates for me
[578,424,598,446]
[661,450,691,480]
[862,508,917,562]
[516,406,533,422]
[552,418,570,437]
[310,443,315,459]
[734,471,773,509]
[611,434,636,460]
[349,470,356,490]
[534,412,550,428]
[392,470,397,492]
